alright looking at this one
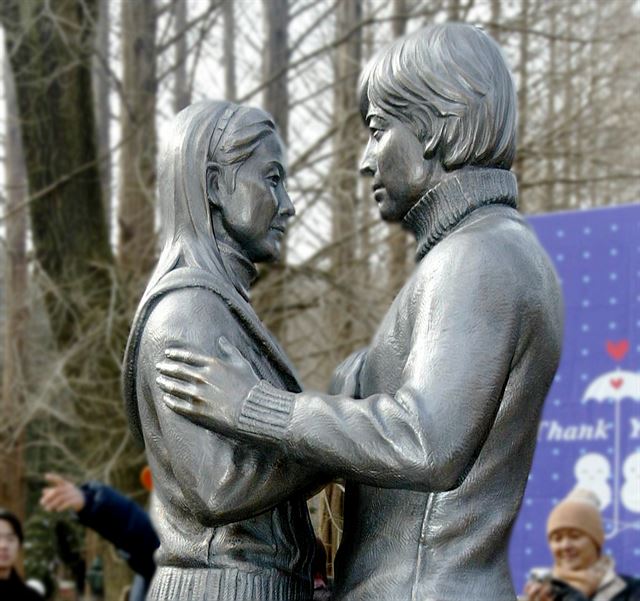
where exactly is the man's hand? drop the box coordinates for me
[40,473,86,513]
[523,580,555,601]
[156,337,259,434]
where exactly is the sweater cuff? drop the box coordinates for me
[238,380,296,441]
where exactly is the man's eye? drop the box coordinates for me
[268,174,281,187]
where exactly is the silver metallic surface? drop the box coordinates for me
[141,23,564,601]
[123,101,318,600]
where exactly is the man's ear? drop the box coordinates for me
[206,162,222,208]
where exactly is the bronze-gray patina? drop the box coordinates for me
[123,101,319,600]
[153,24,564,601]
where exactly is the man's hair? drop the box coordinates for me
[359,23,517,170]
[0,508,23,544]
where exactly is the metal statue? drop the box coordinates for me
[123,101,320,601]
[147,23,563,601]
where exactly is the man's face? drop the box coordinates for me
[360,103,444,222]
[0,520,20,577]
[549,528,599,571]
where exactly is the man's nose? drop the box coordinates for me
[359,139,375,176]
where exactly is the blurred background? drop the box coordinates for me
[0,0,638,599]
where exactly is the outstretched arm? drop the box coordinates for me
[159,240,522,492]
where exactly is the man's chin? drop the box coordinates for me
[378,204,406,223]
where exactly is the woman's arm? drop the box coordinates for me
[139,287,326,524]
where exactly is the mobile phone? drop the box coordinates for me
[528,567,552,583]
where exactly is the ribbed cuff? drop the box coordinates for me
[238,380,296,441]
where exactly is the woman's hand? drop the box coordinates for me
[156,337,259,434]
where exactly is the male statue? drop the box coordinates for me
[157,23,564,600]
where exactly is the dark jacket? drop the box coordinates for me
[0,570,43,600]
[78,482,158,583]
[550,575,640,601]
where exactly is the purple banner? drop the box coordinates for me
[509,204,640,592]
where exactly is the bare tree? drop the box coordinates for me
[119,0,158,281]
[0,56,29,519]
[174,0,191,112]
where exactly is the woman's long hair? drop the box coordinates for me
[145,100,276,301]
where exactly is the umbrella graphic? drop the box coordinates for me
[581,339,640,538]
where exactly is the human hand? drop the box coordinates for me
[40,473,86,513]
[156,337,259,434]
[328,347,367,396]
[523,580,555,601]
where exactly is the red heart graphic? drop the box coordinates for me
[606,340,629,362]
[610,378,624,389]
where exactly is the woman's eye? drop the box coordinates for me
[268,174,280,187]
[370,128,383,141]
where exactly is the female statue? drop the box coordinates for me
[123,101,320,601]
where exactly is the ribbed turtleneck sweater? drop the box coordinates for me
[403,167,518,261]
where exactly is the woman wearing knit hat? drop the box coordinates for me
[523,489,640,601]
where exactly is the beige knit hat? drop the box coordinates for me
[546,488,604,549]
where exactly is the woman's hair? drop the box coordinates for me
[148,100,277,294]
[359,23,517,170]
[0,508,23,544]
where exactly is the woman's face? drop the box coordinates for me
[549,528,599,571]
[214,133,294,263]
[0,519,20,577]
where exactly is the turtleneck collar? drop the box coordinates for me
[402,167,518,262]
[217,241,258,301]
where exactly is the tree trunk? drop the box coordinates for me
[174,0,190,113]
[119,0,157,281]
[321,0,363,575]
[0,0,113,346]
[515,0,529,210]
[223,0,237,102]
[0,55,29,519]
[93,0,111,228]
[259,0,290,339]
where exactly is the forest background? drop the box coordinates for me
[0,0,638,599]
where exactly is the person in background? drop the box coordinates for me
[0,508,44,600]
[312,538,331,601]
[40,472,159,601]
[523,489,640,601]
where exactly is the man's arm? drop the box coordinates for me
[161,238,522,492]
[141,288,325,524]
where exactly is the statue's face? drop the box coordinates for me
[216,133,294,263]
[360,103,443,222]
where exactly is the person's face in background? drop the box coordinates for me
[548,527,599,571]
[0,519,20,578]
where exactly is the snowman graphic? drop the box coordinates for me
[580,339,640,537]
[573,453,611,510]
[621,451,640,513]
